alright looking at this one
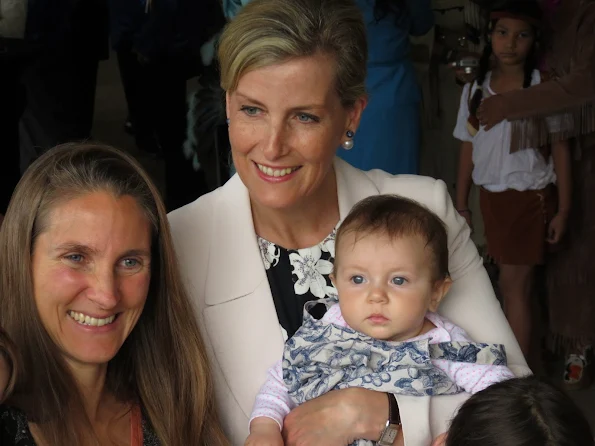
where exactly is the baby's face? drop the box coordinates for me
[332,232,447,342]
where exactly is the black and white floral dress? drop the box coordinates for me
[257,229,339,339]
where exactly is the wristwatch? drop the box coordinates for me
[378,393,401,446]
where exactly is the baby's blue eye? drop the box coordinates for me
[351,275,364,285]
[392,277,406,286]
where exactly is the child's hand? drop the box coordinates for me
[547,212,568,244]
[245,418,283,446]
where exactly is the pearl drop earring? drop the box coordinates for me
[342,130,354,150]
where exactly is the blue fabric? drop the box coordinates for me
[338,0,433,175]
[283,298,508,446]
[222,0,252,19]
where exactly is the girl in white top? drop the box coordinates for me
[454,1,571,359]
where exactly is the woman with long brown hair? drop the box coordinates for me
[0,143,228,445]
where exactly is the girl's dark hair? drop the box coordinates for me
[446,376,594,446]
[373,0,408,25]
[469,0,543,118]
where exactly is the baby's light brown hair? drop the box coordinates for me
[335,195,449,281]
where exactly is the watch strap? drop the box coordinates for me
[378,393,401,446]
[388,392,401,425]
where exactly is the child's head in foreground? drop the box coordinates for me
[432,375,594,446]
[331,195,452,341]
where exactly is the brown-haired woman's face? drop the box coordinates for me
[226,52,365,211]
[31,192,152,367]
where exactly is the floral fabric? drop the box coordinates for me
[257,230,338,338]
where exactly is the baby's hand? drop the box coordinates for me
[245,417,283,446]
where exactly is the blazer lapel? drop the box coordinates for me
[202,160,382,417]
[202,175,285,417]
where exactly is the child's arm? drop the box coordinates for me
[456,141,474,229]
[548,140,572,244]
[247,360,295,444]
[432,322,515,394]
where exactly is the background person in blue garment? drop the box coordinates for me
[339,0,434,175]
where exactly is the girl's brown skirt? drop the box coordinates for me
[479,185,556,266]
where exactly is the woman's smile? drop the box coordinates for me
[254,162,302,182]
[226,53,363,211]
[32,192,152,366]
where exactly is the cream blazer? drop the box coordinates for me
[168,158,530,446]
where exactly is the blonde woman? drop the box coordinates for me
[0,144,228,445]
[168,0,530,444]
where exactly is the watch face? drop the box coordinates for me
[378,425,399,446]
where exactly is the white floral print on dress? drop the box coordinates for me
[258,236,281,270]
[321,229,336,258]
[289,246,335,298]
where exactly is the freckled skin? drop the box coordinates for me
[31,192,152,369]
[226,53,366,212]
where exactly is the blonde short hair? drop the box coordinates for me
[218,0,368,107]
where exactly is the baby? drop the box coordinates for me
[247,195,514,446]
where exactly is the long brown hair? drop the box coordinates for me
[0,328,18,402]
[0,143,228,445]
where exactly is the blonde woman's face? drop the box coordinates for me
[226,53,366,211]
[31,192,152,369]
